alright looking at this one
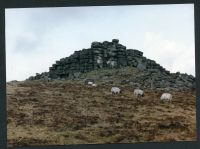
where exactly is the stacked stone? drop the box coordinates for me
[91,42,104,69]
[100,40,118,68]
[126,49,140,67]
[27,72,49,80]
[27,39,195,90]
[47,39,128,78]
[128,69,195,90]
[113,39,127,67]
[37,38,178,79]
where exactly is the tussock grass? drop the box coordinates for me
[7,80,196,147]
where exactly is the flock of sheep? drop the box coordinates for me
[87,81,172,102]
[41,76,172,102]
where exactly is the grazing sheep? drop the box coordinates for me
[160,93,172,102]
[88,81,93,85]
[134,89,144,98]
[84,79,95,85]
[111,87,121,94]
[92,83,97,87]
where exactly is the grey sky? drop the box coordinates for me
[5,4,195,81]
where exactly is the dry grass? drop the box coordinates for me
[7,80,196,147]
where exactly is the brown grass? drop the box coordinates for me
[7,80,196,147]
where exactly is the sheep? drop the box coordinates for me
[111,87,121,94]
[84,79,95,85]
[87,81,97,87]
[88,81,93,85]
[160,93,172,102]
[92,83,97,87]
[134,89,144,99]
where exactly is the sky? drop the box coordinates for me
[5,4,195,81]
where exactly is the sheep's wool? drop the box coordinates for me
[111,87,121,94]
[88,81,93,85]
[134,89,144,97]
[160,93,172,101]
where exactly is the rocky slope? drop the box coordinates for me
[28,39,195,90]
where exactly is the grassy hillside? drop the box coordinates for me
[7,80,196,147]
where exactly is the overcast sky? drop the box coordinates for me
[5,4,195,81]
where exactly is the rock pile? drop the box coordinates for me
[27,39,195,90]
[128,70,195,90]
[48,39,169,78]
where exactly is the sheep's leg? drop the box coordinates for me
[138,95,142,101]
[140,95,143,100]
[137,96,140,101]
[138,97,140,101]
[169,98,172,104]
[135,95,139,101]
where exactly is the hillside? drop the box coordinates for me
[7,80,196,146]
[7,39,196,146]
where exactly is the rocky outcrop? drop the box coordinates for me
[27,39,195,90]
[48,39,168,78]
[127,70,195,90]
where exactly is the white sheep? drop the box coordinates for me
[88,81,93,85]
[134,89,144,98]
[111,87,121,94]
[160,93,172,102]
[92,83,97,87]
